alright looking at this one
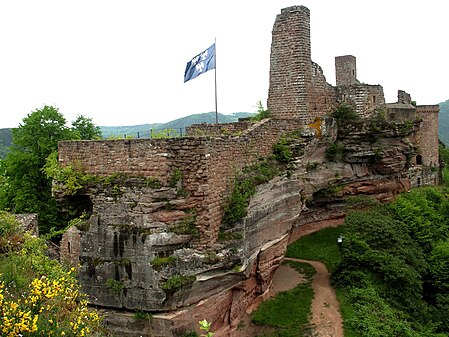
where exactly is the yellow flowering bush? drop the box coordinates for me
[0,212,103,336]
[0,269,100,336]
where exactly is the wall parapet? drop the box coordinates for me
[58,118,307,246]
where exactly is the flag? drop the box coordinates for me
[184,43,216,83]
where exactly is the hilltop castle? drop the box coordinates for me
[57,5,439,336]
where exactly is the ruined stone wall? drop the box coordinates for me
[186,121,254,137]
[336,84,385,118]
[60,226,81,267]
[58,118,304,247]
[308,62,336,122]
[415,105,439,167]
[203,118,305,244]
[335,55,358,86]
[267,6,311,122]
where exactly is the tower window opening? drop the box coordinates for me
[416,155,423,165]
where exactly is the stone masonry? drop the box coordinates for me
[57,5,440,336]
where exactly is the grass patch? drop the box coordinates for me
[286,226,343,273]
[251,261,315,336]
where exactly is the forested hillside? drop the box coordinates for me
[100,111,254,138]
[0,128,12,159]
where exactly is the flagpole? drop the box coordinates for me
[214,38,218,125]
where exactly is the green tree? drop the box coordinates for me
[0,106,86,234]
[71,114,102,140]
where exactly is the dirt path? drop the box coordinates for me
[284,257,343,337]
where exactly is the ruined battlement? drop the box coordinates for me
[57,5,440,336]
[59,118,305,246]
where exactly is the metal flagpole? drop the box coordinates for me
[214,38,218,125]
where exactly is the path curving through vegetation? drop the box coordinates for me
[283,257,343,337]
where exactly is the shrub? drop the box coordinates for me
[325,143,344,162]
[106,279,124,295]
[272,138,292,163]
[250,101,271,121]
[0,225,102,336]
[161,275,196,291]
[151,256,176,270]
[332,103,359,126]
[170,169,182,188]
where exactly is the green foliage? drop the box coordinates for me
[133,310,152,321]
[0,106,101,235]
[170,169,182,187]
[161,275,196,291]
[272,138,293,163]
[199,319,214,337]
[251,261,315,336]
[144,177,161,189]
[106,279,124,295]
[44,151,98,196]
[170,212,198,236]
[250,101,271,122]
[313,184,344,199]
[152,128,180,138]
[151,255,176,270]
[222,158,281,225]
[332,103,359,126]
[325,142,345,162]
[71,114,102,140]
[218,231,243,241]
[390,187,449,254]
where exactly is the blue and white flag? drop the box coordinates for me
[184,43,216,83]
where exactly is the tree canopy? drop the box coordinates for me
[0,106,101,234]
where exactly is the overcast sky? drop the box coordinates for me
[1,0,448,128]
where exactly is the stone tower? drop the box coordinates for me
[267,6,335,123]
[335,55,358,86]
[267,6,312,121]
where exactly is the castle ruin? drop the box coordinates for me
[58,5,439,336]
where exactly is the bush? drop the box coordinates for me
[332,103,359,126]
[325,143,345,162]
[272,139,292,163]
[0,224,102,336]
[162,275,196,291]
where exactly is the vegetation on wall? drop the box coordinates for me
[222,157,282,225]
[332,103,359,126]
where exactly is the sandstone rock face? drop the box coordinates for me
[57,115,438,336]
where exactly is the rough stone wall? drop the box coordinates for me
[335,55,358,86]
[308,62,336,122]
[58,118,304,247]
[398,90,412,104]
[203,118,305,244]
[267,6,311,122]
[14,214,39,236]
[186,121,254,137]
[386,103,416,121]
[415,105,439,167]
[60,226,81,267]
[335,84,385,118]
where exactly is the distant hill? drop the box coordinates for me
[0,128,12,159]
[100,112,255,138]
[439,99,449,146]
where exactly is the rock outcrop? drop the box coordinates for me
[56,114,437,336]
